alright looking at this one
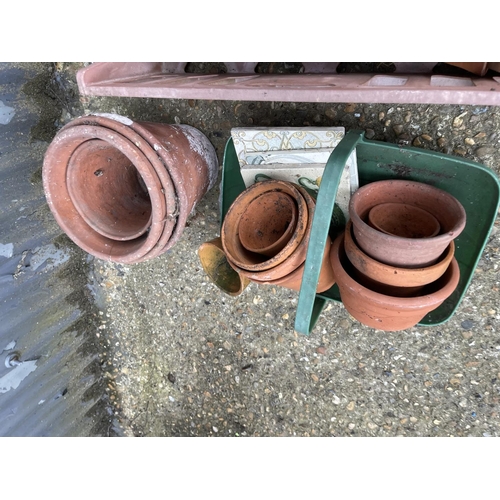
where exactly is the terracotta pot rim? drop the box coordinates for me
[222,180,310,272]
[349,179,466,245]
[43,124,167,263]
[227,185,317,281]
[331,233,460,310]
[344,220,455,287]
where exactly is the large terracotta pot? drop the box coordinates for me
[330,233,460,331]
[349,179,466,268]
[198,237,250,296]
[43,114,218,263]
[221,180,309,272]
[344,220,455,288]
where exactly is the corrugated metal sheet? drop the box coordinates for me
[0,62,120,436]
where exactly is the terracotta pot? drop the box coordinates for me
[58,113,218,259]
[198,237,250,296]
[43,124,167,263]
[349,179,466,268]
[344,220,455,288]
[330,233,460,331]
[221,180,309,272]
[43,114,218,263]
[368,202,441,238]
[258,235,336,293]
[238,191,298,257]
[227,185,316,282]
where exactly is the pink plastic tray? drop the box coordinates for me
[77,62,500,105]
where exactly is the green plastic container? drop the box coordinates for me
[221,130,500,335]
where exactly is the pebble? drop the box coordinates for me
[325,108,336,119]
[453,148,467,156]
[476,146,495,158]
[461,319,475,330]
[465,137,475,146]
[345,103,356,113]
[404,112,412,123]
[316,346,326,355]
[393,124,404,135]
[364,128,375,139]
[413,137,422,147]
[437,137,447,148]
[347,401,355,411]
[453,112,467,128]
[421,134,433,142]
[378,112,385,121]
[474,132,486,140]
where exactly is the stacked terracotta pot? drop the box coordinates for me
[330,179,466,331]
[219,180,336,293]
[43,113,218,263]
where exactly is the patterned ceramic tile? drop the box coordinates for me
[232,127,358,221]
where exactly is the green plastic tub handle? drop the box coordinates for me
[295,130,365,335]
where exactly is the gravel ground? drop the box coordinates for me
[54,63,500,437]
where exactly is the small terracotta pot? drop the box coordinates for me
[368,202,441,238]
[198,237,250,296]
[238,191,298,257]
[227,185,316,282]
[221,180,309,272]
[344,220,455,288]
[258,235,336,293]
[349,180,466,268]
[330,233,460,331]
